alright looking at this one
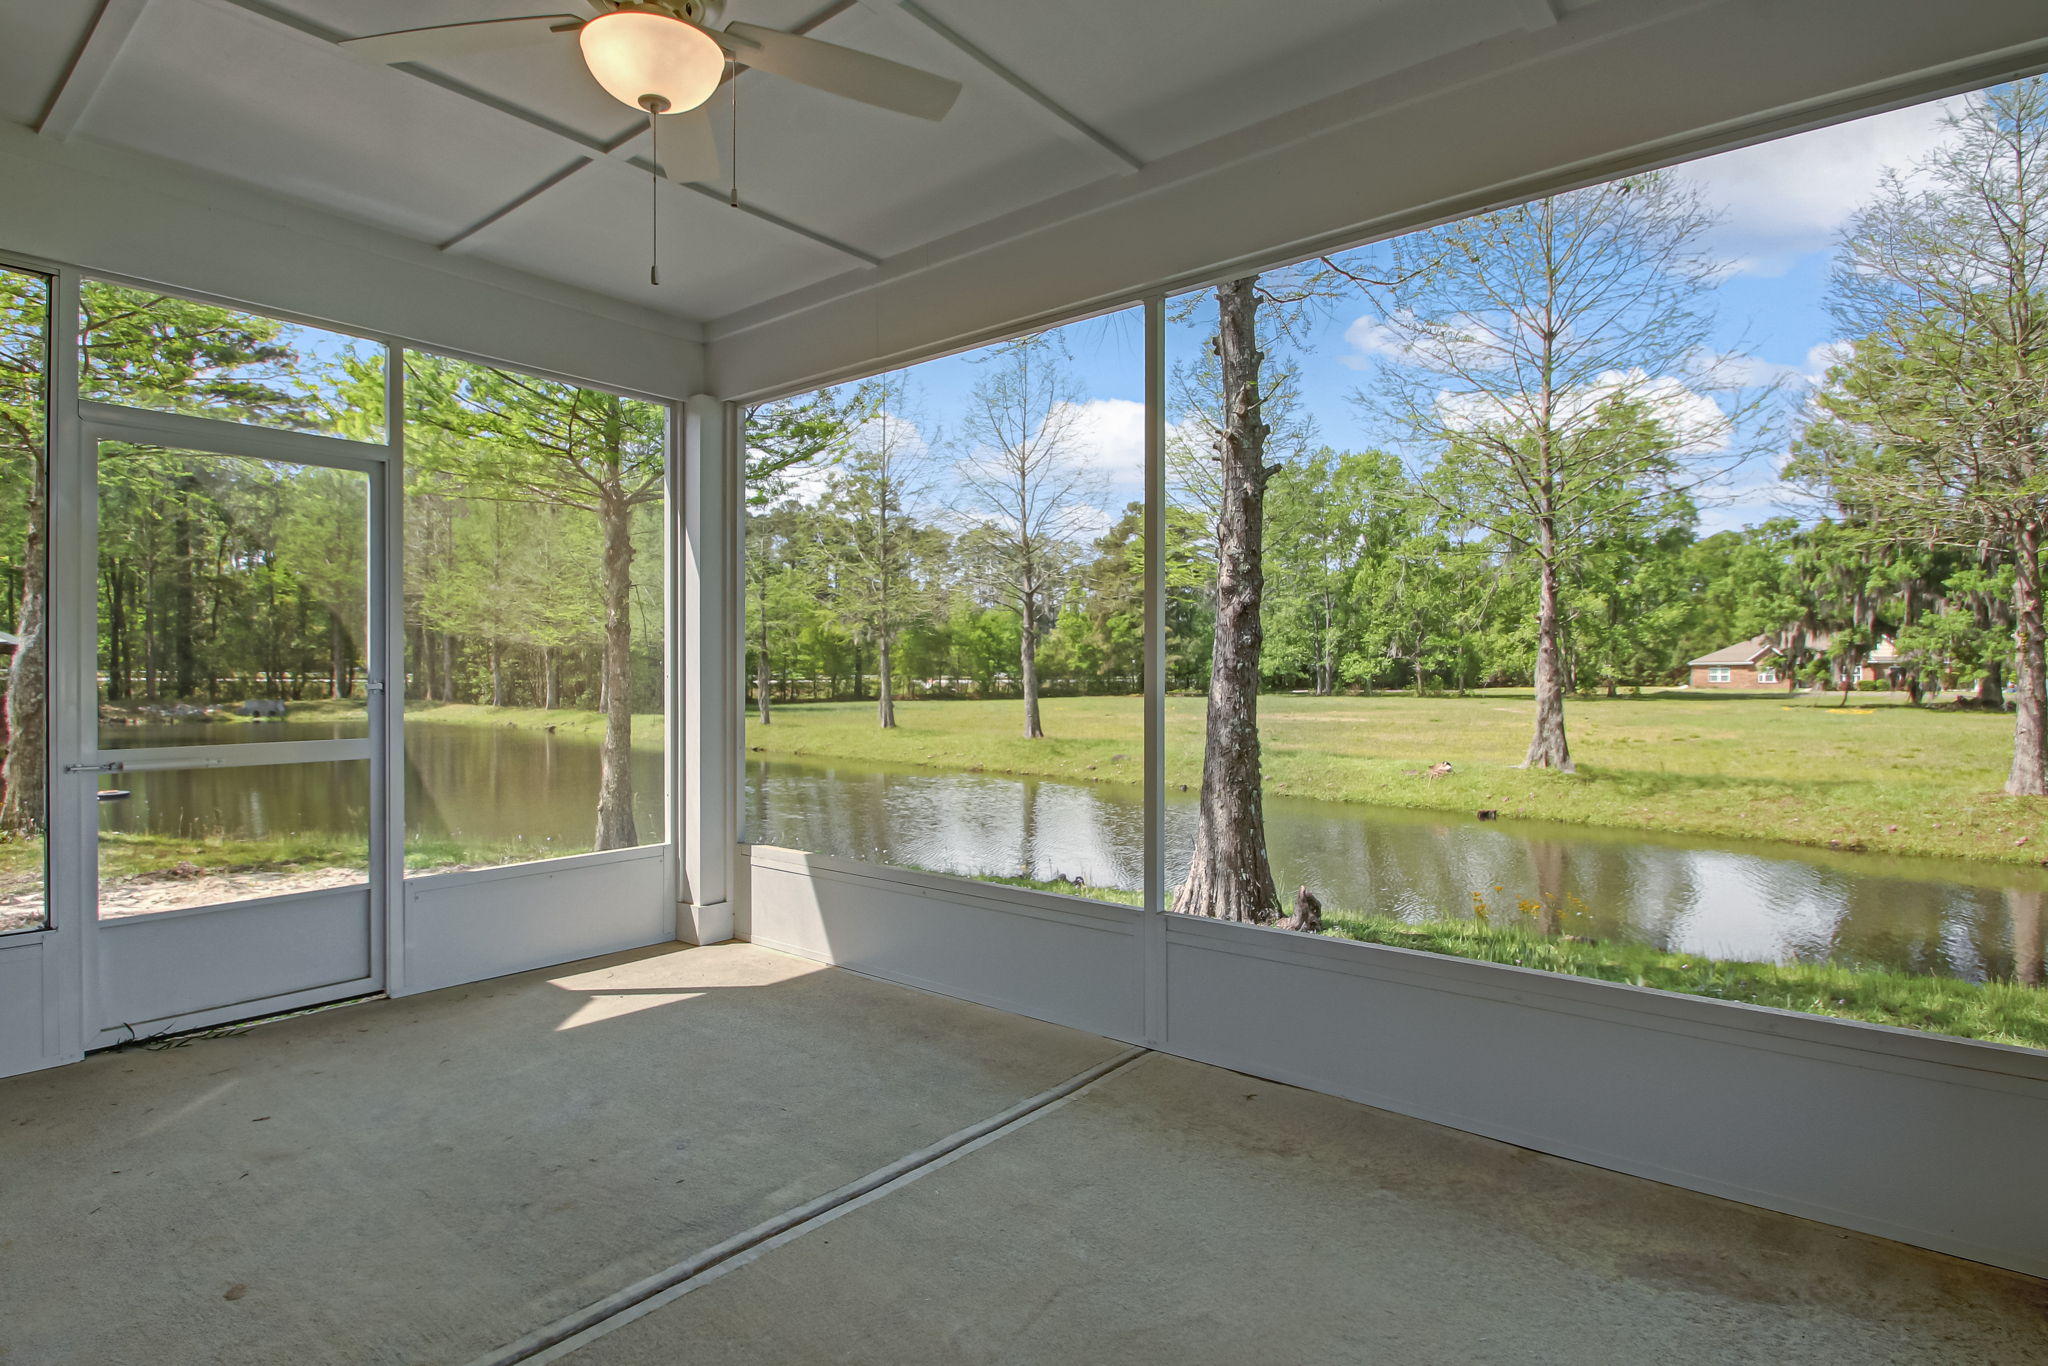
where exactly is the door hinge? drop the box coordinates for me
[367,680,387,696]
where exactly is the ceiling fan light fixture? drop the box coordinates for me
[579,7,724,114]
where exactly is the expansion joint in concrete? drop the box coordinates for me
[467,1045,1154,1366]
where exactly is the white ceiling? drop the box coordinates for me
[6,0,1597,324]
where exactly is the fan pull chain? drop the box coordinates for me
[640,94,670,287]
[648,103,660,286]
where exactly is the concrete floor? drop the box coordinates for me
[3,943,2044,1365]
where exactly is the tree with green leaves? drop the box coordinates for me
[1356,173,1770,771]
[3,280,312,835]
[745,387,866,723]
[819,382,941,729]
[1800,79,2048,790]
[956,335,1102,739]
[404,355,665,849]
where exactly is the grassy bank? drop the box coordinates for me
[979,873,2047,1048]
[746,692,2048,866]
[284,698,667,749]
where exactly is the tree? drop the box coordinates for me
[405,355,665,850]
[956,335,1102,739]
[819,382,939,728]
[1800,79,2048,792]
[1356,173,1767,770]
[1172,278,1284,925]
[744,388,866,723]
[3,279,308,835]
[0,272,48,838]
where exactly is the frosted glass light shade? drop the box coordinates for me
[579,9,724,113]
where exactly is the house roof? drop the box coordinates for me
[1689,635,1778,667]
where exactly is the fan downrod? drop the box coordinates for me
[587,0,728,26]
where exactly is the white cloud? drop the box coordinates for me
[1051,397,1146,496]
[1684,97,1962,276]
[1803,340,1851,382]
[1436,367,1734,455]
[1341,313,1412,368]
[1690,342,1845,392]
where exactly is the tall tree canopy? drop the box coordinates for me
[1798,78,2048,793]
[404,355,666,849]
[1354,173,1768,771]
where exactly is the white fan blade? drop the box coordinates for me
[721,22,960,121]
[340,15,582,65]
[655,107,721,184]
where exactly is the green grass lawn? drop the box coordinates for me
[283,697,668,749]
[746,690,2048,867]
[977,873,2048,1048]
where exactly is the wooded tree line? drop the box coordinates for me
[0,278,666,850]
[744,437,2022,705]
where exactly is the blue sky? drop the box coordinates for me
[815,89,1977,536]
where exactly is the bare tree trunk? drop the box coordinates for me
[595,491,639,849]
[1531,840,1567,936]
[104,561,126,701]
[414,624,433,702]
[755,580,773,725]
[2007,521,2046,795]
[1172,278,1282,926]
[441,632,456,703]
[1522,529,1574,770]
[172,476,198,698]
[0,468,47,836]
[329,615,347,700]
[877,633,896,729]
[1019,588,1043,738]
[544,647,560,710]
[1978,658,2005,708]
[2008,886,2043,988]
[489,640,504,708]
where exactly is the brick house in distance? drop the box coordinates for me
[1688,633,1903,689]
[1687,635,1784,689]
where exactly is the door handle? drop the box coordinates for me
[66,757,225,774]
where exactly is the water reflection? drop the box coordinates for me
[748,755,2048,984]
[100,721,663,856]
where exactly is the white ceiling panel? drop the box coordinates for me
[274,0,636,144]
[704,3,1110,257]
[908,0,1531,163]
[76,0,587,243]
[0,0,101,127]
[457,158,857,317]
[7,0,1653,329]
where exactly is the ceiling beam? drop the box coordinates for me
[884,0,1144,171]
[38,0,152,138]
[206,0,877,266]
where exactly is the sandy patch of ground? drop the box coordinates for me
[0,863,497,925]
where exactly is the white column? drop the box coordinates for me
[679,393,736,944]
[1141,294,1168,1046]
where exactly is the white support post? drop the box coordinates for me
[1141,294,1168,1046]
[376,344,407,995]
[680,393,735,944]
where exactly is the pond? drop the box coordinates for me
[745,754,2047,984]
[98,719,665,856]
[83,719,2045,983]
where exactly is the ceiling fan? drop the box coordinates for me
[338,1,963,184]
